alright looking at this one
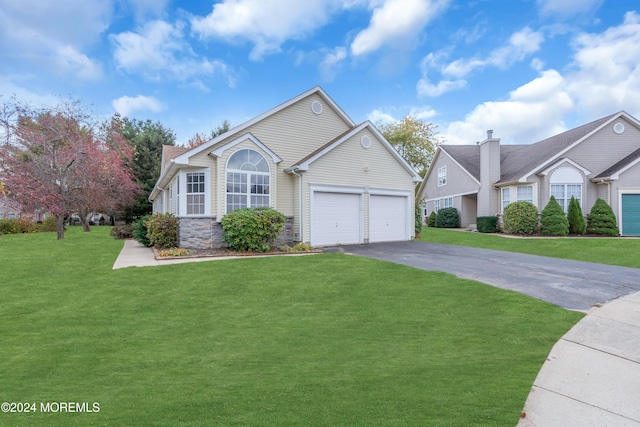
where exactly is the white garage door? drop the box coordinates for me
[370,195,408,242]
[312,192,361,246]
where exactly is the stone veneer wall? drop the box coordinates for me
[178,216,295,250]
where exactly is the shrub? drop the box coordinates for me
[111,224,134,240]
[415,200,423,237]
[436,207,460,228]
[567,196,586,235]
[157,247,189,257]
[0,218,19,235]
[476,216,498,233]
[587,198,618,236]
[145,213,178,249]
[221,208,286,252]
[427,211,437,227]
[133,215,152,247]
[502,201,539,235]
[38,216,58,232]
[540,196,569,236]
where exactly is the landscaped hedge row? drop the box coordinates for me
[476,216,498,233]
[0,216,57,235]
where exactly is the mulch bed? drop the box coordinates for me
[153,247,323,260]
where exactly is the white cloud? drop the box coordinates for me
[319,47,347,82]
[111,20,234,86]
[191,0,341,61]
[368,106,437,126]
[566,11,640,118]
[441,70,574,145]
[417,27,544,98]
[112,95,166,117]
[537,0,604,18]
[350,0,450,57]
[0,0,111,80]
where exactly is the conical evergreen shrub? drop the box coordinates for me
[586,198,618,236]
[540,196,569,236]
[567,196,586,235]
[427,211,437,227]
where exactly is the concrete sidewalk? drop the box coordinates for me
[518,291,640,426]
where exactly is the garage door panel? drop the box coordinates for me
[622,194,640,236]
[370,195,407,242]
[312,192,361,246]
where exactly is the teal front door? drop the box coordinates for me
[621,194,640,236]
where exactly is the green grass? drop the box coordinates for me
[1,228,583,426]
[420,227,640,269]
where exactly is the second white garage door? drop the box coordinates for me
[369,195,408,242]
[312,192,361,246]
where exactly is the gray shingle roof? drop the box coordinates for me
[596,146,640,178]
[441,112,620,183]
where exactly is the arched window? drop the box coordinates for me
[226,149,270,213]
[550,167,582,212]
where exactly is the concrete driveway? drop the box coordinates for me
[326,241,640,311]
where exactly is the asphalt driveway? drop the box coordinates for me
[326,241,640,311]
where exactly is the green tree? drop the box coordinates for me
[117,116,176,222]
[540,196,569,236]
[567,196,586,235]
[187,120,231,149]
[378,115,441,177]
[587,198,618,236]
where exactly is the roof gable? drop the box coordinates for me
[286,121,422,182]
[173,86,355,165]
[209,132,283,164]
[596,146,640,179]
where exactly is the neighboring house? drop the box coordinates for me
[419,111,640,236]
[149,86,422,249]
[0,196,48,221]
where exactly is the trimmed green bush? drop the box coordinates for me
[503,201,539,235]
[415,201,423,237]
[427,211,437,227]
[145,213,178,249]
[38,216,58,232]
[0,218,39,234]
[476,216,498,233]
[133,215,152,247]
[111,224,134,240]
[567,196,586,235]
[587,199,618,236]
[222,208,286,252]
[540,196,569,236]
[436,207,460,228]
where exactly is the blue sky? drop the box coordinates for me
[1,0,639,146]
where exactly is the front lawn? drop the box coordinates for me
[420,227,640,269]
[1,228,583,426]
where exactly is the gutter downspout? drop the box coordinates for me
[290,168,303,242]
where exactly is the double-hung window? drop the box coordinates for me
[502,188,511,211]
[550,184,581,212]
[226,149,270,213]
[434,199,440,212]
[516,185,533,204]
[444,197,453,208]
[186,172,206,215]
[438,166,447,186]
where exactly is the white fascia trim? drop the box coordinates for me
[368,187,412,197]
[149,161,177,201]
[612,157,640,179]
[295,122,422,182]
[173,86,355,165]
[209,132,282,163]
[423,189,479,203]
[310,183,366,194]
[537,157,592,176]
[519,112,628,182]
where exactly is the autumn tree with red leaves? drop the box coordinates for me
[0,96,140,239]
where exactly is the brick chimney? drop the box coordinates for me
[477,130,500,217]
